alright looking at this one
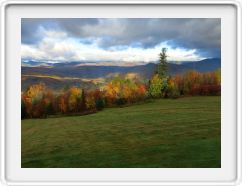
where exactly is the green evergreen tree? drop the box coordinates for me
[156,48,168,78]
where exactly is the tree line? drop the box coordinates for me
[21,48,221,119]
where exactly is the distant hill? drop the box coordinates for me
[22,58,221,78]
[21,58,221,91]
[168,58,221,75]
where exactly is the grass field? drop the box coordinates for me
[21,96,221,168]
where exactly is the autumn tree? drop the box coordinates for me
[22,83,46,118]
[148,74,165,98]
[58,96,67,114]
[80,89,87,111]
[68,87,82,112]
[136,84,147,101]
[93,89,105,110]
[43,90,55,115]
[166,78,180,98]
[85,94,96,110]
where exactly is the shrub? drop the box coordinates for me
[95,98,105,110]
[115,98,127,106]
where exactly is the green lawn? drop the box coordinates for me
[21,96,221,168]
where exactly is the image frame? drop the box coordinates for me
[1,0,242,185]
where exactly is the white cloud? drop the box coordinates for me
[21,30,204,65]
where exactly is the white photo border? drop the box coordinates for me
[1,0,242,186]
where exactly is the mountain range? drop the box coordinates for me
[21,58,221,91]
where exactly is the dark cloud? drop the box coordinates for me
[21,18,99,44]
[197,48,221,58]
[21,19,43,44]
[21,18,221,57]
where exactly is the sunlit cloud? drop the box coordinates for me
[21,32,203,64]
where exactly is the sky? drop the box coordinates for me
[21,18,221,65]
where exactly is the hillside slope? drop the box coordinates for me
[22,96,221,168]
